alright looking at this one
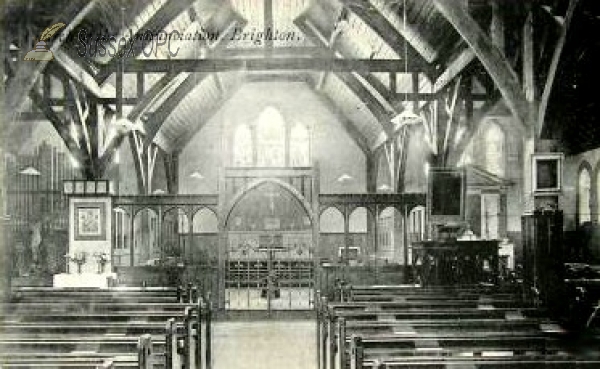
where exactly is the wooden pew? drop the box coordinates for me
[349,333,600,368]
[0,285,211,369]
[164,293,213,369]
[318,284,600,369]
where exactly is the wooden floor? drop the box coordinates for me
[213,320,316,369]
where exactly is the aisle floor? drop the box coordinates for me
[212,320,316,369]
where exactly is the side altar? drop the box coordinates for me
[53,180,117,288]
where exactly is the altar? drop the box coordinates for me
[411,240,499,285]
[53,272,117,288]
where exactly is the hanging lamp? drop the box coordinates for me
[391,0,422,131]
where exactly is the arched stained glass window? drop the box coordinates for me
[257,107,285,167]
[579,167,592,224]
[485,122,505,177]
[290,124,310,166]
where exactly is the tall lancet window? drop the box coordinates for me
[290,124,310,167]
[233,124,253,166]
[578,166,592,224]
[484,122,505,177]
[257,107,285,167]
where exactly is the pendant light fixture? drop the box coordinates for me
[391,0,422,131]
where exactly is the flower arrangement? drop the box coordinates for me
[93,252,109,274]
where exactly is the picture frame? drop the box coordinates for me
[74,202,107,241]
[532,153,563,193]
[338,246,360,260]
[427,167,466,224]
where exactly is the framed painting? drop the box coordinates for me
[74,202,107,241]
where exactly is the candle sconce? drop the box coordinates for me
[65,252,87,274]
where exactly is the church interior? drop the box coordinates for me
[2,0,600,368]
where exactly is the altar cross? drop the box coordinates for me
[264,190,281,214]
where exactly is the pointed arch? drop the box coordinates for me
[222,178,316,230]
[484,120,506,177]
[320,207,345,233]
[193,207,219,233]
[349,207,368,233]
[133,208,159,266]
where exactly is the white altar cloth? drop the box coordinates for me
[53,272,117,288]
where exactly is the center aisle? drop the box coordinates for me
[213,320,316,369]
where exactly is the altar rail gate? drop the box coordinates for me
[225,231,314,310]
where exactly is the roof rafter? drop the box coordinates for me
[433,47,476,93]
[6,1,97,120]
[366,0,439,63]
[144,73,210,149]
[340,0,435,79]
[94,0,198,83]
[432,0,530,134]
[104,57,433,74]
[538,0,579,137]
[295,15,394,137]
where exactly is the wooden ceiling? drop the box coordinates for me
[4,0,600,159]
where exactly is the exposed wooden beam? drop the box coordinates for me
[50,50,115,99]
[366,151,378,193]
[432,0,529,133]
[368,0,439,63]
[433,48,476,92]
[144,73,209,148]
[214,46,328,58]
[164,151,180,194]
[523,9,536,104]
[108,57,433,74]
[173,85,240,151]
[447,96,501,167]
[537,0,579,137]
[29,90,94,178]
[5,1,97,122]
[128,72,178,121]
[337,72,394,136]
[94,0,197,83]
[295,16,394,136]
[340,0,434,78]
[264,0,274,52]
[490,0,505,53]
